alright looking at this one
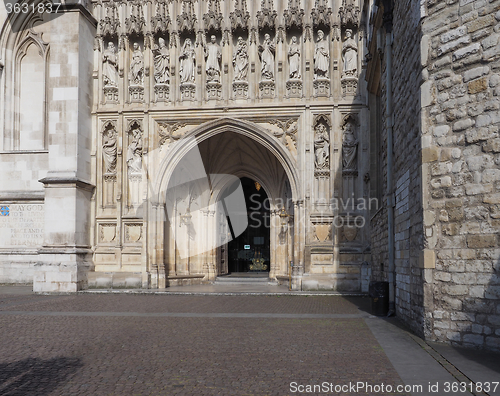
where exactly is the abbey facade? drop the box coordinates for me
[0,0,499,350]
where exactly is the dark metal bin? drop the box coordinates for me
[369,281,389,316]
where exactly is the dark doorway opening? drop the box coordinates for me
[227,177,270,273]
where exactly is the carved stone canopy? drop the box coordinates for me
[257,0,277,30]
[311,0,332,28]
[338,0,360,29]
[177,0,197,33]
[151,0,171,34]
[284,0,304,29]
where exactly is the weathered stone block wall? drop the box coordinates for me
[390,0,426,335]
[422,0,500,350]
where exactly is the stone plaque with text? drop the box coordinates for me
[0,204,44,248]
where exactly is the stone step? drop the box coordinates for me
[214,276,278,285]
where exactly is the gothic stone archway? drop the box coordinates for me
[147,118,303,288]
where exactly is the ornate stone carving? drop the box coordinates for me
[126,120,143,175]
[153,38,170,101]
[259,80,275,98]
[103,42,119,87]
[205,35,222,83]
[311,0,332,28]
[100,223,116,243]
[304,25,313,42]
[125,0,146,36]
[158,122,186,147]
[257,0,277,30]
[129,43,144,85]
[203,0,223,32]
[342,29,358,77]
[102,121,117,174]
[151,0,171,33]
[314,30,329,79]
[177,0,197,33]
[233,81,248,99]
[286,79,302,98]
[99,0,120,37]
[269,119,298,156]
[288,36,301,79]
[341,75,357,96]
[338,0,360,29]
[342,116,358,174]
[179,38,196,83]
[233,36,249,82]
[230,0,250,31]
[313,115,331,170]
[258,33,275,81]
[283,0,304,29]
[125,223,142,243]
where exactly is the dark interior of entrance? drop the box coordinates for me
[227,177,270,273]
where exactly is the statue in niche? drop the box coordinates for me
[127,127,143,174]
[288,36,301,79]
[153,38,170,84]
[129,42,144,85]
[179,38,196,83]
[259,33,275,80]
[102,42,118,87]
[314,30,329,79]
[342,121,358,170]
[342,29,358,76]
[102,127,117,174]
[205,35,222,82]
[314,123,330,169]
[233,37,249,81]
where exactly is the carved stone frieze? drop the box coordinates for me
[125,0,146,36]
[203,0,223,32]
[283,0,304,29]
[158,122,187,147]
[99,0,120,37]
[269,119,298,156]
[102,121,118,174]
[177,0,197,32]
[257,0,277,30]
[126,120,143,175]
[338,0,360,29]
[151,0,171,33]
[311,0,332,28]
[230,0,250,31]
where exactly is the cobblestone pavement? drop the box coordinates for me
[0,291,409,396]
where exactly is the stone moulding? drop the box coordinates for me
[129,85,144,103]
[232,80,248,99]
[259,80,275,98]
[154,83,170,102]
[286,79,302,98]
[104,85,118,103]
[180,82,196,101]
[313,77,330,97]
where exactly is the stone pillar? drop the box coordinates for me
[34,7,97,292]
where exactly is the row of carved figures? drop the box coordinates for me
[101,118,358,177]
[101,29,357,89]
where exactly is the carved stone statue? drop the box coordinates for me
[233,36,249,81]
[102,42,118,87]
[314,123,330,169]
[259,33,275,80]
[342,29,358,76]
[205,35,222,82]
[102,127,117,174]
[153,38,170,84]
[342,122,358,170]
[127,127,143,173]
[314,30,329,79]
[288,36,301,79]
[129,42,144,85]
[179,38,196,83]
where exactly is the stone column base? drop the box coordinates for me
[33,248,94,293]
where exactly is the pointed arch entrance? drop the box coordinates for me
[147,118,303,288]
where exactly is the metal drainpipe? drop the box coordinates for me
[384,9,396,317]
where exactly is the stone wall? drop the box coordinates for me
[421,0,500,350]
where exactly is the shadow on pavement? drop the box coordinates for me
[0,357,82,395]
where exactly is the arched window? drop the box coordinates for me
[15,35,48,151]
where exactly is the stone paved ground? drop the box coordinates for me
[0,292,410,396]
